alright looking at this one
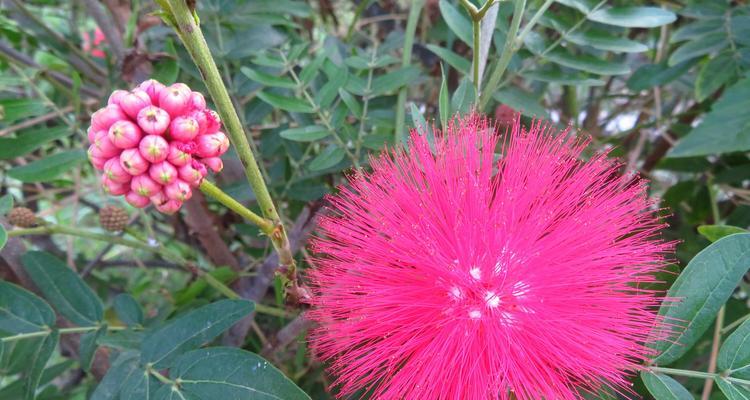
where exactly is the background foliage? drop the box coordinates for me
[0,0,749,398]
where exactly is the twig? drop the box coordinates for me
[394,0,425,144]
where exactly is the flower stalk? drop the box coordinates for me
[159,0,296,284]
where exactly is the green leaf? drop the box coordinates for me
[451,78,476,114]
[438,0,472,46]
[338,89,362,118]
[627,60,697,91]
[0,99,46,124]
[555,0,593,14]
[120,369,158,400]
[698,225,749,243]
[256,91,315,113]
[409,102,429,135]
[113,294,144,327]
[493,87,548,118]
[695,51,737,102]
[7,149,86,182]
[650,233,750,364]
[566,30,648,53]
[308,145,345,171]
[438,65,449,129]
[169,347,311,400]
[23,329,58,400]
[79,326,105,372]
[91,351,140,400]
[588,7,677,28]
[0,281,55,334]
[0,194,12,215]
[425,44,471,75]
[98,330,143,351]
[718,318,750,378]
[21,251,103,326]
[241,67,296,89]
[280,126,330,142]
[141,299,254,368]
[544,48,630,75]
[0,225,5,252]
[371,67,421,96]
[668,32,728,66]
[640,372,693,400]
[523,68,605,86]
[670,78,750,157]
[671,19,724,42]
[0,360,73,399]
[0,126,69,161]
[152,38,179,85]
[715,378,750,400]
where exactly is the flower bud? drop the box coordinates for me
[108,120,142,149]
[139,135,169,163]
[204,109,221,133]
[107,89,128,106]
[87,127,98,143]
[93,130,121,158]
[167,142,192,167]
[120,89,152,119]
[165,179,192,202]
[125,191,150,208]
[88,143,112,160]
[138,79,166,104]
[158,84,191,117]
[150,190,168,206]
[136,106,171,135]
[189,92,206,110]
[169,116,200,142]
[195,132,230,158]
[131,174,162,197]
[177,162,205,186]
[91,105,126,132]
[149,161,178,185]
[202,157,224,173]
[119,148,149,176]
[102,176,130,196]
[88,152,107,171]
[156,199,182,214]
[189,110,209,134]
[104,157,132,183]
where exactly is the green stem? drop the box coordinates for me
[702,306,725,399]
[2,325,126,343]
[394,0,425,145]
[162,0,295,275]
[199,180,273,234]
[472,18,481,95]
[708,178,721,224]
[479,0,526,110]
[649,367,717,380]
[722,313,750,335]
[514,0,554,48]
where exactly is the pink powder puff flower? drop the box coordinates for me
[307,115,672,400]
[130,174,161,198]
[82,27,106,58]
[201,157,223,173]
[108,120,142,149]
[101,176,129,196]
[164,179,192,202]
[169,115,200,142]
[194,131,229,158]
[119,148,149,176]
[103,157,132,184]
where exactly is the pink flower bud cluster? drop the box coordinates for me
[87,80,230,213]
